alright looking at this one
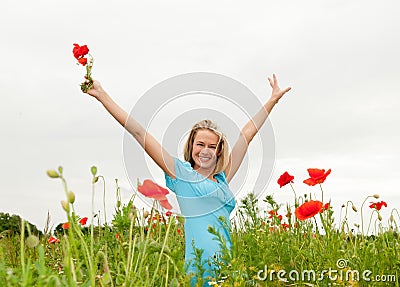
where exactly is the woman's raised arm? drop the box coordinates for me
[225,74,291,183]
[85,80,176,179]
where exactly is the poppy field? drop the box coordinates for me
[0,166,399,286]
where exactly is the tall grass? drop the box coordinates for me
[0,167,399,286]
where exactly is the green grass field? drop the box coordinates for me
[0,167,399,286]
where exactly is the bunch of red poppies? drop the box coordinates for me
[278,168,332,221]
[72,43,93,93]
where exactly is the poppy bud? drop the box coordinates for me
[373,194,380,199]
[143,211,150,218]
[341,204,346,208]
[92,176,99,184]
[91,166,97,176]
[354,223,360,228]
[61,200,70,213]
[46,170,59,178]
[390,214,394,223]
[378,213,382,221]
[352,205,358,212]
[67,191,75,204]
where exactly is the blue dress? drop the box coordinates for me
[165,158,236,286]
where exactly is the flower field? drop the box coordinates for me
[0,166,399,286]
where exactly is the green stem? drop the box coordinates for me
[319,183,324,204]
[366,210,378,235]
[150,214,173,286]
[360,196,374,235]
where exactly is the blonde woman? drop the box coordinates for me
[85,74,291,285]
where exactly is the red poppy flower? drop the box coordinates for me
[138,180,169,200]
[79,217,88,226]
[62,222,69,230]
[77,57,87,66]
[165,211,172,217]
[369,201,387,211]
[295,200,323,221]
[72,43,89,59]
[138,179,173,210]
[281,223,290,229]
[320,202,330,213]
[303,168,331,186]
[48,236,60,244]
[277,171,294,188]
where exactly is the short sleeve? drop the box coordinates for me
[164,157,192,193]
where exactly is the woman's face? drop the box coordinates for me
[191,129,220,172]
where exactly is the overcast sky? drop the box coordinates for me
[1,0,399,232]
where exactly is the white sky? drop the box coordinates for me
[1,0,399,232]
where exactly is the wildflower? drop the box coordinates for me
[77,57,87,66]
[165,211,172,217]
[62,222,70,230]
[79,217,88,226]
[281,223,290,229]
[48,236,60,244]
[143,210,150,218]
[303,168,331,186]
[295,200,323,221]
[320,202,330,213]
[369,201,387,211]
[138,179,173,210]
[277,171,294,188]
[72,43,89,59]
[72,43,93,92]
[116,233,120,240]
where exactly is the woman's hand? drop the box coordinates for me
[83,78,107,101]
[268,74,291,104]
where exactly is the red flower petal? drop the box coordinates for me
[138,179,169,201]
[303,178,318,186]
[304,168,331,185]
[48,236,60,244]
[79,217,88,226]
[307,168,325,178]
[160,199,173,210]
[78,57,87,66]
[62,222,69,230]
[277,171,294,188]
[72,43,89,59]
[295,200,323,221]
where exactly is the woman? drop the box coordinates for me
[84,74,291,285]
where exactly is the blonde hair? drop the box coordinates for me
[183,119,229,175]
